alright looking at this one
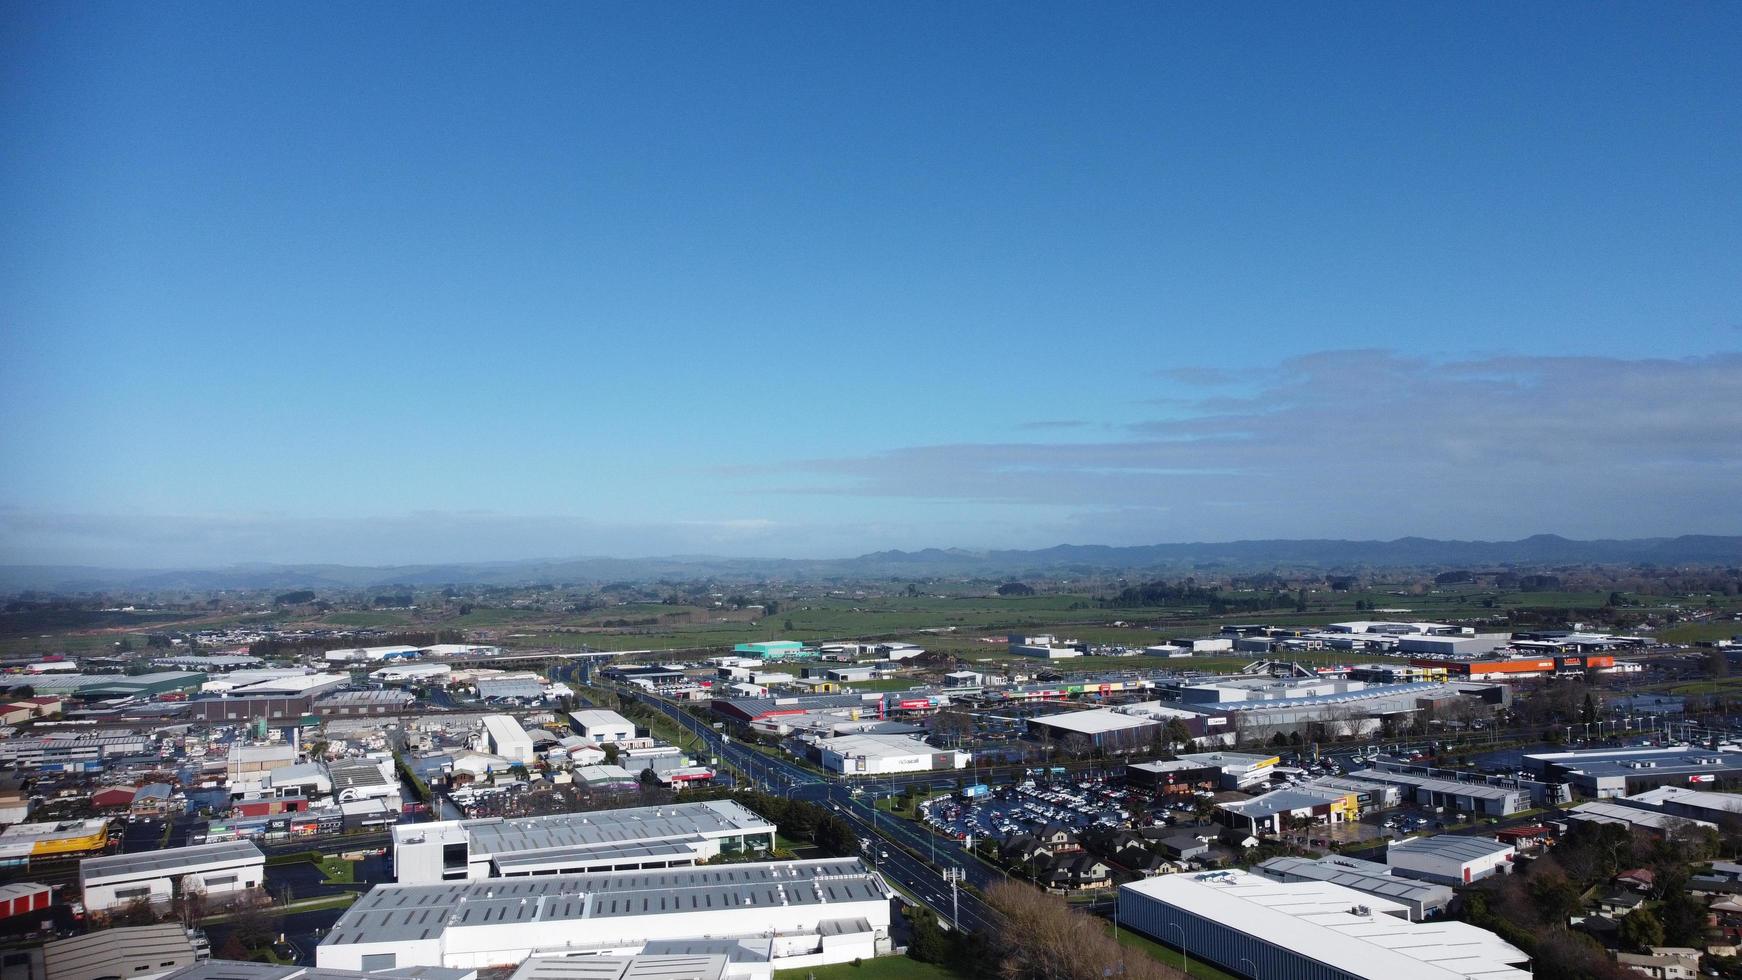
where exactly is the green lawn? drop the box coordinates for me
[774,956,968,980]
[1105,921,1240,979]
[318,856,355,883]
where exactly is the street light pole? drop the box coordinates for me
[1170,922,1190,977]
[943,867,964,931]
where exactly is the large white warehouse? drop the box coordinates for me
[315,859,893,972]
[1118,870,1530,980]
[80,841,265,912]
[392,800,775,884]
[480,714,536,764]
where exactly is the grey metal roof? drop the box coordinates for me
[80,840,264,883]
[462,800,770,859]
[491,838,700,872]
[46,924,198,980]
[321,859,885,948]
[1256,857,1453,910]
[1387,835,1513,863]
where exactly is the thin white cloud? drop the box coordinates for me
[759,351,1742,540]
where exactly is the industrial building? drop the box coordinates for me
[225,672,349,699]
[1253,855,1454,921]
[731,641,808,659]
[1622,785,1742,823]
[0,820,111,866]
[1565,801,1717,836]
[1007,634,1082,659]
[505,940,774,980]
[186,696,311,723]
[325,645,423,664]
[1345,769,1533,816]
[1024,707,1159,747]
[1118,870,1530,980]
[31,923,208,980]
[315,690,417,717]
[1385,836,1514,886]
[570,710,637,744]
[0,733,153,772]
[391,800,775,884]
[1,672,206,701]
[79,840,266,912]
[479,715,536,764]
[476,674,545,700]
[814,734,970,775]
[316,859,892,972]
[370,663,453,684]
[1521,745,1742,797]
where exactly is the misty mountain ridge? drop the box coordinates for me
[1,534,1738,592]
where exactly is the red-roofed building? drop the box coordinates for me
[91,787,138,809]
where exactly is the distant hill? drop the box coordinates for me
[1,534,1737,592]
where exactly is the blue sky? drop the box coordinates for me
[2,3,1738,566]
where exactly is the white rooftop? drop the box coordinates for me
[1121,870,1529,979]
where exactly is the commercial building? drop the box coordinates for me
[316,859,892,972]
[1253,856,1453,921]
[1521,746,1742,798]
[0,820,111,866]
[480,715,536,764]
[79,840,266,912]
[814,734,969,775]
[1215,786,1359,836]
[570,710,637,744]
[1173,752,1279,790]
[1385,836,1514,886]
[391,800,775,884]
[1118,870,1530,980]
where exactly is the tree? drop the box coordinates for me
[1162,718,1192,751]
[602,743,620,765]
[1618,904,1665,951]
[1581,693,1599,727]
[904,904,952,964]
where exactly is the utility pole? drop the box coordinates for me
[943,867,964,931]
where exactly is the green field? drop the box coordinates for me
[774,958,967,980]
[1659,620,1742,644]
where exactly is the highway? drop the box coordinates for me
[630,689,1008,935]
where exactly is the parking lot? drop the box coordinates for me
[919,774,1152,842]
